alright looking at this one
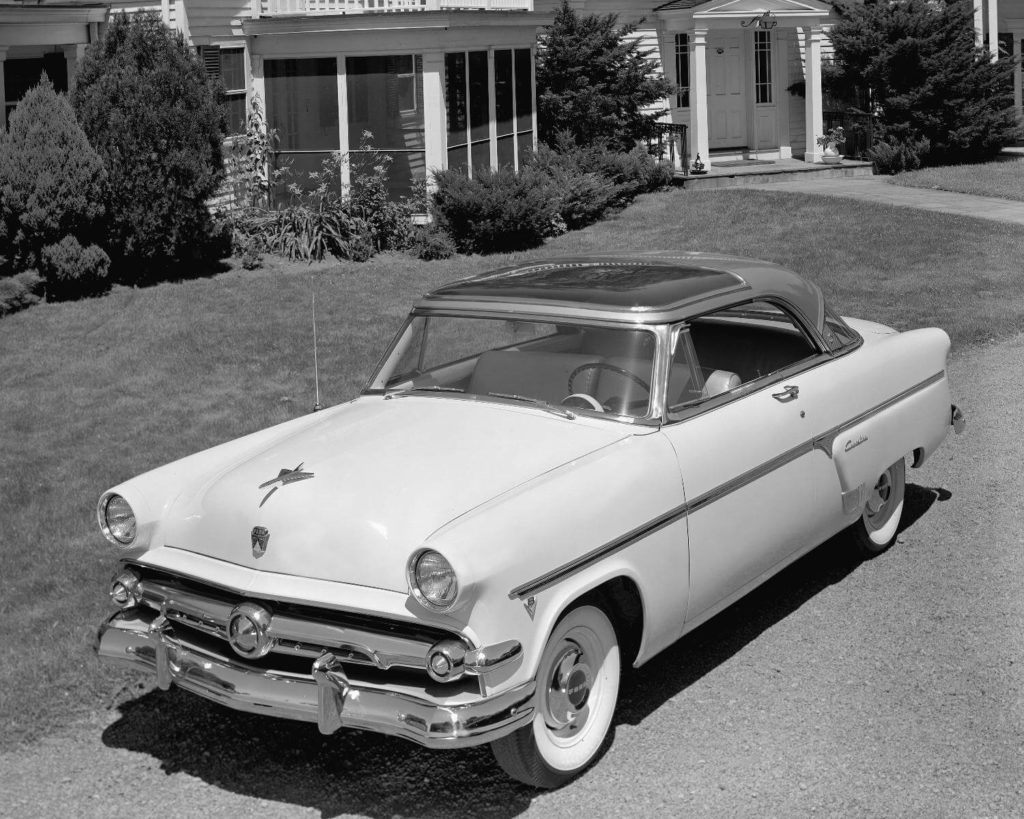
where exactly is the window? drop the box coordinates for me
[668,301,820,416]
[346,55,425,199]
[369,315,656,420]
[200,46,247,134]
[4,55,67,124]
[445,48,534,177]
[754,31,772,104]
[674,34,690,108]
[265,57,339,204]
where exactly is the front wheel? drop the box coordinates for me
[490,605,620,789]
[848,458,906,557]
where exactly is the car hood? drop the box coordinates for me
[159,396,629,591]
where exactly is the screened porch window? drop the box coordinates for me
[346,55,425,199]
[674,34,689,108]
[445,48,534,176]
[754,31,772,104]
[265,57,339,204]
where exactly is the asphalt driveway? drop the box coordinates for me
[0,331,1019,818]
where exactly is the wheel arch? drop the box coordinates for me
[553,575,645,670]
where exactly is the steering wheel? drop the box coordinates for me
[567,362,652,398]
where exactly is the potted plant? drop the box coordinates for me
[817,126,845,164]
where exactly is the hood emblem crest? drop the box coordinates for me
[251,526,270,558]
[258,462,315,507]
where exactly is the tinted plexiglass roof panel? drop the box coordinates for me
[425,259,748,312]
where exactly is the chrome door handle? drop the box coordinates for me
[772,385,799,402]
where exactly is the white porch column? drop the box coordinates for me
[422,51,445,190]
[0,46,7,131]
[988,0,1000,60]
[62,44,88,92]
[688,27,710,169]
[975,1,985,50]
[803,25,823,163]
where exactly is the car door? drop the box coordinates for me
[660,301,843,627]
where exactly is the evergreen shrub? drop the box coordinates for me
[39,236,111,301]
[537,1,676,150]
[0,271,43,316]
[0,77,108,300]
[431,167,563,254]
[830,0,1020,166]
[72,13,227,280]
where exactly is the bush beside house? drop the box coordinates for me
[829,0,1020,171]
[536,1,675,151]
[0,77,109,309]
[72,12,227,281]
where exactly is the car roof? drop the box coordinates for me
[420,252,826,328]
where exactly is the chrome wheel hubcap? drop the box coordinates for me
[543,641,593,731]
[865,471,893,521]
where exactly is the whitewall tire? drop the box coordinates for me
[849,458,906,557]
[491,605,620,789]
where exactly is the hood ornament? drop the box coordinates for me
[259,462,315,507]
[251,526,270,558]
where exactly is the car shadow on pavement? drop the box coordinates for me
[613,481,951,727]
[100,482,950,817]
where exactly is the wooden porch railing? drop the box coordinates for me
[649,122,689,175]
[824,109,876,160]
[260,0,531,16]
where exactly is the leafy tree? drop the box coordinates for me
[829,0,1020,166]
[72,12,227,278]
[536,2,675,150]
[0,76,110,300]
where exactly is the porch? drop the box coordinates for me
[671,154,874,189]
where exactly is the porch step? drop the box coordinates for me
[673,159,874,190]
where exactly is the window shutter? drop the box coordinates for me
[200,45,222,78]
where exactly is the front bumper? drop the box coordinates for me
[96,609,536,748]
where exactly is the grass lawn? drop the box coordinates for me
[2,187,1023,750]
[891,153,1024,202]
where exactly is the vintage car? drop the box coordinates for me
[95,253,965,788]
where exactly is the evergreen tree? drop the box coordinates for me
[0,76,110,299]
[830,0,1020,165]
[536,1,675,150]
[72,13,227,279]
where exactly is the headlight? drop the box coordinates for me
[407,549,459,612]
[99,494,136,546]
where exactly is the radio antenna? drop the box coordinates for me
[311,278,323,412]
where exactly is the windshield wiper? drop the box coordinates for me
[385,385,465,399]
[487,392,576,420]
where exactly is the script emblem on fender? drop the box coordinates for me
[258,462,315,507]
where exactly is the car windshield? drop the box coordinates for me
[366,314,658,420]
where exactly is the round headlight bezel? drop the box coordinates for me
[99,493,137,547]
[406,549,460,613]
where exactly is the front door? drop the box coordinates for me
[707,31,746,149]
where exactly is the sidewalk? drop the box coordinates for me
[742,174,1024,226]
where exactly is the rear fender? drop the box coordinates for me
[815,328,953,515]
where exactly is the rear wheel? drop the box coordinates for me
[491,605,620,789]
[849,458,906,557]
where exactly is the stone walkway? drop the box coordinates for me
[742,168,1024,226]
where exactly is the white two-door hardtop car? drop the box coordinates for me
[95,253,964,788]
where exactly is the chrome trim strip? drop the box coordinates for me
[509,369,947,600]
[812,371,945,457]
[684,439,814,516]
[509,502,689,599]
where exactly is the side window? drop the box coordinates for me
[822,306,861,352]
[668,301,820,417]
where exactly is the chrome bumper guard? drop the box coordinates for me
[951,404,966,435]
[96,609,536,748]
